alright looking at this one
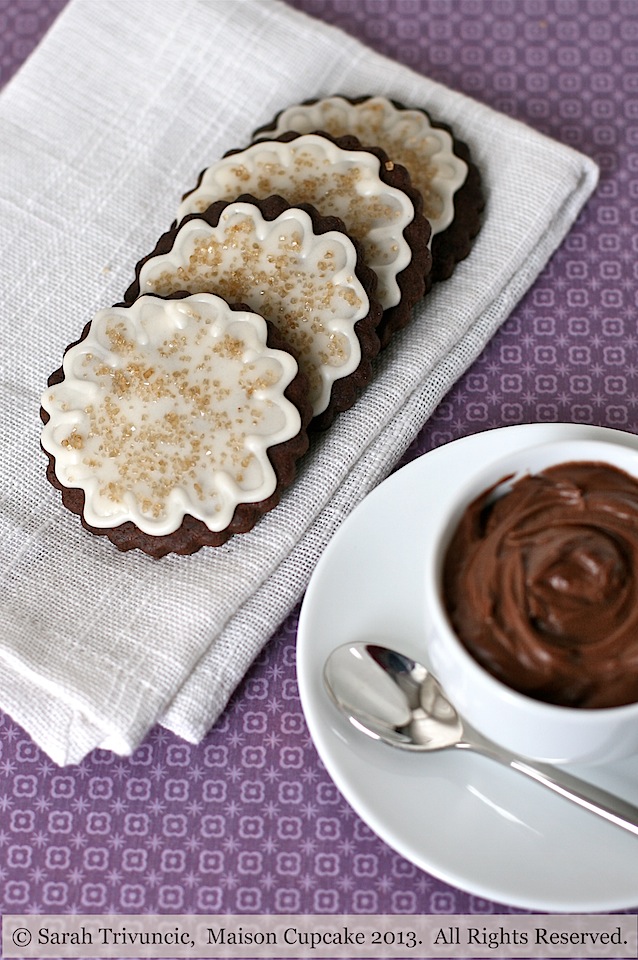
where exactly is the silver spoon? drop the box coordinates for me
[324,642,638,838]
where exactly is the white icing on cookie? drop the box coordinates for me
[41,294,302,536]
[256,96,468,236]
[138,202,369,417]
[177,134,415,312]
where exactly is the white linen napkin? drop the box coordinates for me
[0,0,598,765]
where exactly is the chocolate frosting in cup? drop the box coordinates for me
[443,461,638,709]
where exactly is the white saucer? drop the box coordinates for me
[297,423,638,912]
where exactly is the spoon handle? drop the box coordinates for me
[460,738,638,837]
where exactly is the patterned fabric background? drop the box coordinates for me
[1,0,637,921]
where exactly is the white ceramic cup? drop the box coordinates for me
[424,438,638,765]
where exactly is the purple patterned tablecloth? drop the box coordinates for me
[1,0,637,923]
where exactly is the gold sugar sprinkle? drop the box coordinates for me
[145,210,364,401]
[63,312,291,519]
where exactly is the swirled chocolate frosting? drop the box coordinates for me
[443,461,638,709]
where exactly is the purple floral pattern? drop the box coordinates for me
[2,0,638,918]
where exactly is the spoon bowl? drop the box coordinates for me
[324,642,638,838]
[324,643,463,750]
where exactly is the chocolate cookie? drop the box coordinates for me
[253,95,484,284]
[177,132,431,349]
[41,293,312,557]
[125,196,382,430]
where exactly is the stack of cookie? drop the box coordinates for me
[40,95,484,558]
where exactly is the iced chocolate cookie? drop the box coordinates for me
[254,96,484,284]
[177,132,431,348]
[126,196,382,428]
[41,293,312,557]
